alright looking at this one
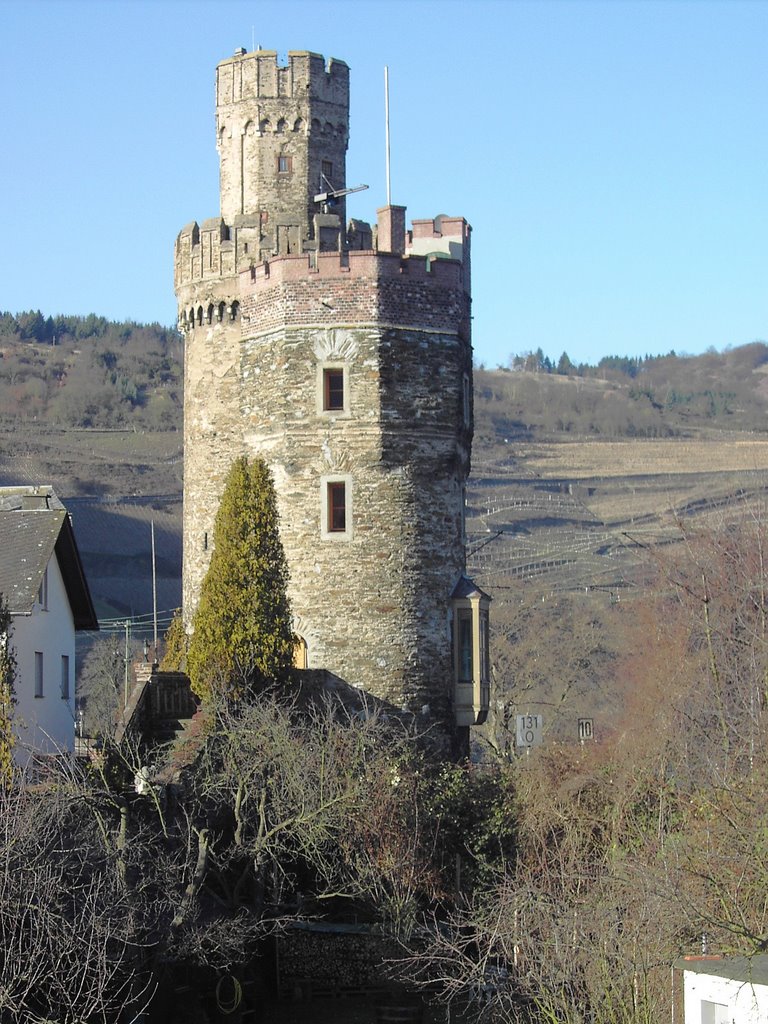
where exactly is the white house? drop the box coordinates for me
[0,486,97,762]
[676,955,768,1024]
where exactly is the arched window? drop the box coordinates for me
[230,301,240,322]
[217,301,226,322]
[196,306,203,326]
[293,636,308,670]
[206,304,214,324]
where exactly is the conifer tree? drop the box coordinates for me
[187,457,294,701]
[0,596,16,783]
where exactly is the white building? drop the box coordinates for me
[676,955,768,1024]
[0,487,97,762]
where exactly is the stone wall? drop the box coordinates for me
[176,47,475,744]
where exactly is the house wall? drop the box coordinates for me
[11,552,76,760]
[683,969,768,1024]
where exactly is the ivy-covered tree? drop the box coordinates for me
[187,457,294,701]
[0,595,16,783]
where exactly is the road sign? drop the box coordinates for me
[578,718,594,741]
[516,714,543,748]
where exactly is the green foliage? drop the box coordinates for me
[187,457,294,701]
[159,610,188,671]
[0,595,16,784]
[424,761,517,888]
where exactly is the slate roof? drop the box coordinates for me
[675,954,768,987]
[451,574,492,602]
[0,486,98,630]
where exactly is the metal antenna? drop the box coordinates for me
[384,66,391,206]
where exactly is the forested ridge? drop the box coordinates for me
[0,310,182,431]
[479,341,768,439]
[3,310,768,439]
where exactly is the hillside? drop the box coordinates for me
[3,315,768,742]
[468,361,768,753]
[0,311,183,432]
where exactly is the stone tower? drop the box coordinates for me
[175,48,489,749]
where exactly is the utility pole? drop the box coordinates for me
[123,620,130,707]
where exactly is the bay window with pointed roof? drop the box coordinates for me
[451,575,491,727]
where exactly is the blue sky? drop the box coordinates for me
[1,0,765,368]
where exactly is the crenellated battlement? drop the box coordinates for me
[246,247,466,289]
[216,49,349,108]
[176,212,471,334]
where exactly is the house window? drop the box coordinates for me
[277,154,292,174]
[34,651,44,698]
[321,475,353,541]
[323,368,344,411]
[328,482,346,532]
[37,567,48,610]
[60,654,70,700]
[700,1002,730,1024]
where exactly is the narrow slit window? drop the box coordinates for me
[327,482,346,532]
[457,610,472,682]
[34,651,44,698]
[61,654,70,699]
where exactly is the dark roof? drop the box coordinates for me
[451,574,492,602]
[0,487,98,630]
[675,954,768,986]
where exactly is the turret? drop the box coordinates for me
[216,49,349,258]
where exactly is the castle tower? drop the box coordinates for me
[176,49,489,749]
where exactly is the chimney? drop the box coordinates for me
[377,205,406,255]
[21,490,50,511]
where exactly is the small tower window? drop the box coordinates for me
[321,160,333,188]
[320,475,353,541]
[462,373,471,427]
[327,482,346,532]
[277,154,292,174]
[324,368,344,411]
[317,363,349,416]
